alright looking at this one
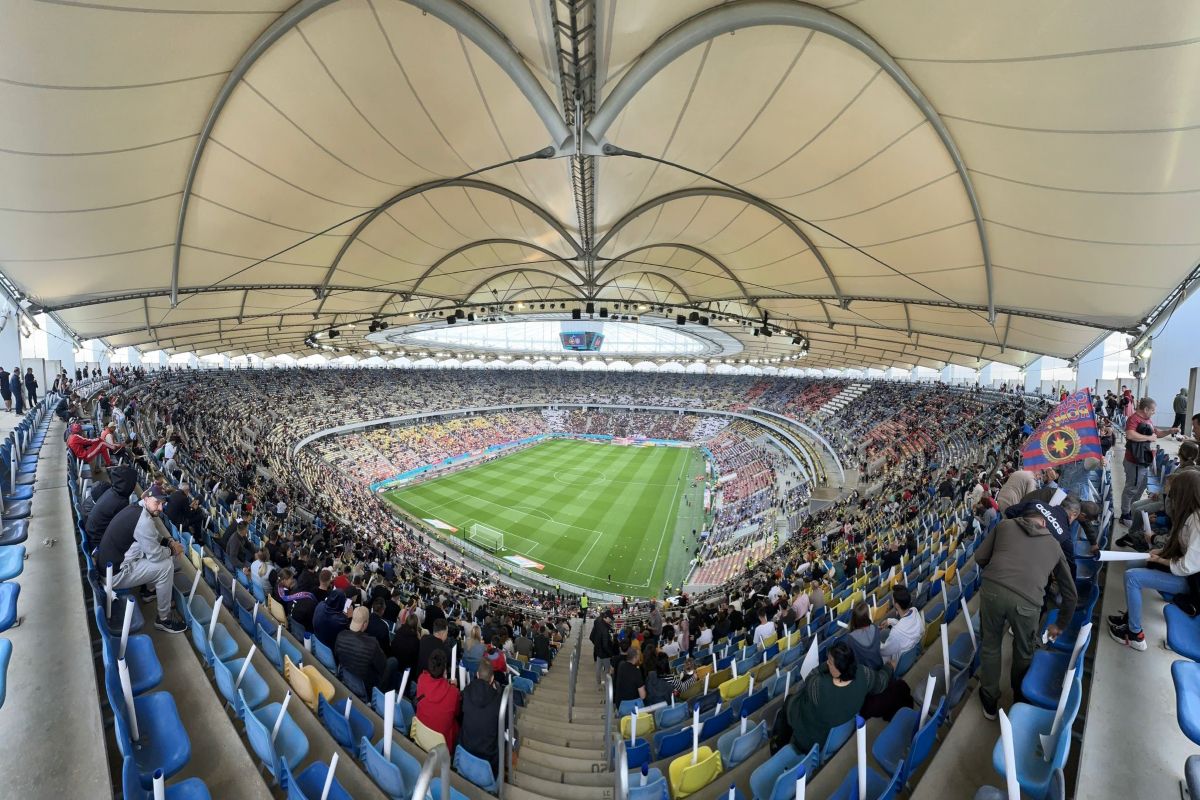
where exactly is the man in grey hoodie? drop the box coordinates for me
[975,503,1078,720]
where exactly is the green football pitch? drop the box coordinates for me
[381,438,707,597]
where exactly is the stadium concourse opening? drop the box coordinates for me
[6,3,1200,800]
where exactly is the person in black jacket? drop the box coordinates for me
[390,613,422,677]
[589,610,615,667]
[23,368,37,405]
[417,617,450,676]
[336,606,398,694]
[460,660,505,776]
[84,465,136,549]
[531,623,552,663]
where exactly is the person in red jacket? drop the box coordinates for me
[66,423,111,465]
[415,649,461,752]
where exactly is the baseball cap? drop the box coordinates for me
[144,484,170,501]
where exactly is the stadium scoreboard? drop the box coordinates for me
[560,331,604,351]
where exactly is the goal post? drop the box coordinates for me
[466,522,505,552]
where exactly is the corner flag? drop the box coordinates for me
[1021,388,1102,470]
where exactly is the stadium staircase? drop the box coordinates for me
[816,382,869,418]
[506,617,613,800]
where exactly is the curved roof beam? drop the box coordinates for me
[315,179,582,316]
[596,241,756,305]
[170,0,573,306]
[409,238,586,296]
[594,190,841,304]
[596,271,694,304]
[462,267,586,300]
[586,0,993,321]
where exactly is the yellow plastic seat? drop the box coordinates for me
[619,712,655,740]
[719,674,750,702]
[411,715,447,751]
[871,602,893,624]
[267,596,288,624]
[761,634,778,650]
[922,614,944,651]
[708,667,732,690]
[668,747,723,798]
[284,655,335,711]
[693,664,713,682]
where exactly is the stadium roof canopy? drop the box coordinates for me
[4,0,1199,371]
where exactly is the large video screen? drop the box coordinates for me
[560,331,604,352]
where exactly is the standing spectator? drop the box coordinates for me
[974,504,1078,720]
[0,366,10,413]
[415,649,461,752]
[417,617,450,676]
[93,485,186,633]
[1121,397,1178,524]
[1174,389,1190,439]
[1110,470,1200,650]
[613,647,645,705]
[647,600,663,638]
[23,367,37,405]
[460,660,504,776]
[10,367,23,414]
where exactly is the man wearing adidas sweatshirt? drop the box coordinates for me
[975,503,1078,720]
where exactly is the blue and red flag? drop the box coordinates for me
[1022,388,1103,470]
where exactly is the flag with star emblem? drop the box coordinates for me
[1021,388,1103,470]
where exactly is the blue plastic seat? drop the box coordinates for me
[625,738,652,771]
[454,744,499,792]
[826,762,905,800]
[894,645,921,678]
[1021,632,1088,712]
[4,484,33,503]
[97,610,162,696]
[106,671,191,789]
[0,519,28,546]
[654,703,689,730]
[189,617,238,667]
[870,707,919,776]
[242,691,309,784]
[371,685,414,735]
[749,742,818,800]
[991,682,1082,800]
[876,699,943,789]
[358,737,423,800]
[627,768,670,800]
[654,726,693,760]
[213,656,270,714]
[311,636,338,672]
[318,695,374,749]
[339,668,368,700]
[260,631,285,671]
[0,638,10,709]
[821,718,856,764]
[717,719,768,768]
[283,761,352,800]
[618,698,644,717]
[700,706,734,740]
[948,632,976,672]
[3,499,31,520]
[121,756,212,800]
[0,545,24,581]
[0,581,19,632]
[779,645,804,668]
[739,688,769,719]
[1167,604,1200,661]
[1172,661,1200,746]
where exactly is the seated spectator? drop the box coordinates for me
[415,649,460,752]
[94,485,186,634]
[460,660,504,776]
[366,597,391,651]
[677,657,697,692]
[222,520,251,571]
[464,624,486,662]
[1110,470,1200,651]
[336,606,398,694]
[879,586,923,663]
[752,606,776,649]
[531,623,552,662]
[417,617,450,676]
[313,589,352,649]
[484,638,509,684]
[249,549,275,595]
[776,641,892,753]
[846,602,882,669]
[644,652,678,705]
[389,614,422,677]
[85,465,136,548]
[613,647,645,706]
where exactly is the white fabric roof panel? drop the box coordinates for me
[3,0,1197,368]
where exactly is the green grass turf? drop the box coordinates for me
[382,438,706,597]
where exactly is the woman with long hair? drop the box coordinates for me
[1110,470,1200,651]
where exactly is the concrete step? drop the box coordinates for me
[518,708,606,732]
[521,738,604,761]
[514,759,612,786]
[518,745,608,774]
[523,726,607,748]
[510,770,615,800]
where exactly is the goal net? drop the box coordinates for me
[466,523,505,552]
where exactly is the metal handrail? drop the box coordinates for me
[614,730,629,800]
[604,674,614,769]
[497,681,514,799]
[567,615,585,721]
[410,744,451,800]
